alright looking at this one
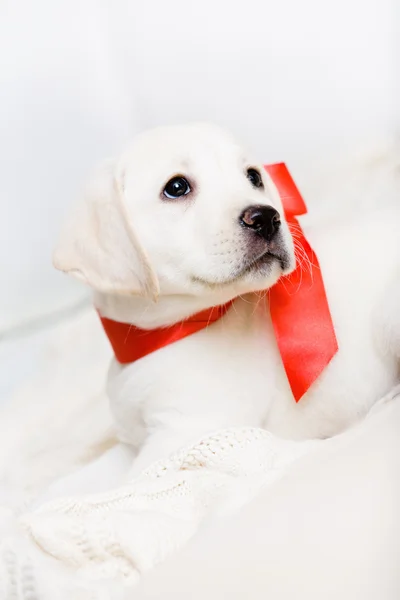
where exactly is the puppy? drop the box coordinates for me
[54,123,400,474]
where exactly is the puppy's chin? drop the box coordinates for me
[230,253,295,294]
[190,252,295,296]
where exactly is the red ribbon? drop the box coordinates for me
[265,163,338,400]
[99,164,338,402]
[99,303,233,364]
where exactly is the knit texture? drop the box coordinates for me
[0,428,318,599]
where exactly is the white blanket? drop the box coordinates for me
[1,427,323,599]
[0,308,398,600]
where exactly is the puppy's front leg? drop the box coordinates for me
[127,427,202,480]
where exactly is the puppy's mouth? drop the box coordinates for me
[238,249,290,278]
[192,249,292,289]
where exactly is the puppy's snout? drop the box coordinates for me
[239,205,281,241]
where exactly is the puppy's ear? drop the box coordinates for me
[53,159,159,299]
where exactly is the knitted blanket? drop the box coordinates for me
[0,427,319,600]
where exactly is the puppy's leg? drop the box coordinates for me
[126,425,208,480]
[37,443,135,505]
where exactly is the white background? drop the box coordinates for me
[0,0,398,333]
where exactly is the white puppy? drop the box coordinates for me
[54,123,400,474]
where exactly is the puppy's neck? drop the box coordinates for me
[94,289,248,329]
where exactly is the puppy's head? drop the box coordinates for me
[54,123,295,302]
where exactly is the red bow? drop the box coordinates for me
[265,164,338,400]
[99,164,338,402]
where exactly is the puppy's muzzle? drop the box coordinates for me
[239,205,281,241]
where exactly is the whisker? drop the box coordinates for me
[237,294,254,305]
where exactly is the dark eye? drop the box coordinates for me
[246,168,263,189]
[163,176,191,199]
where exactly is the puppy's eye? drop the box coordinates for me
[163,176,191,199]
[247,168,263,189]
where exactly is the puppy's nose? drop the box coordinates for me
[239,205,281,240]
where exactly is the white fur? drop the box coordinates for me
[54,123,400,475]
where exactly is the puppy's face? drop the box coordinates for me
[54,123,295,301]
[120,123,295,297]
